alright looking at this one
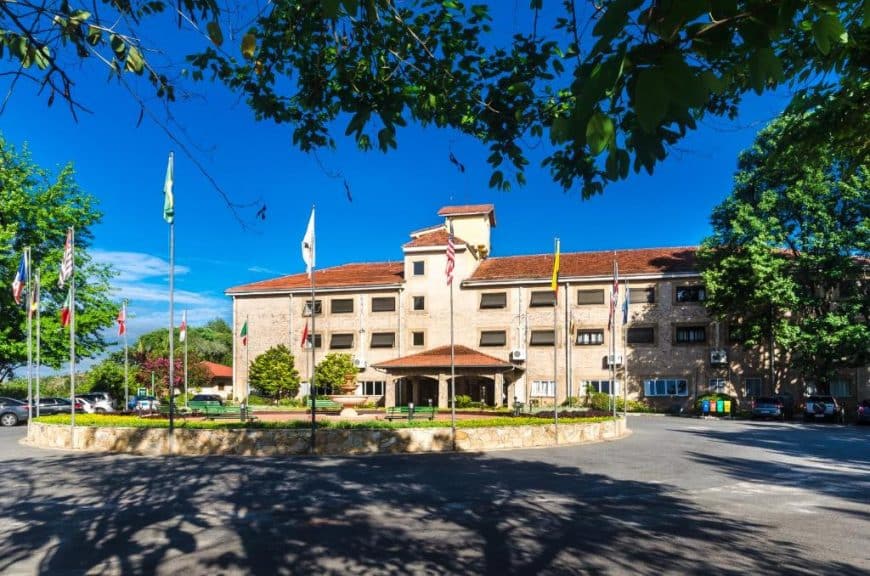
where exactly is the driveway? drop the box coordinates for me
[1,418,867,575]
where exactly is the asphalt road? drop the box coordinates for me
[1,417,868,575]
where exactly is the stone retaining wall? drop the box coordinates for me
[26,419,627,456]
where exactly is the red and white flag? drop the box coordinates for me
[179,310,187,342]
[445,222,455,286]
[60,287,72,328]
[58,228,74,288]
[117,303,126,336]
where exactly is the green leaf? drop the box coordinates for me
[634,68,668,133]
[549,116,571,144]
[341,0,359,14]
[241,32,256,60]
[87,25,102,46]
[586,111,613,156]
[749,47,783,93]
[125,45,144,74]
[322,0,341,18]
[488,170,504,189]
[69,10,91,24]
[812,14,845,55]
[33,46,51,70]
[207,21,223,47]
[110,34,126,57]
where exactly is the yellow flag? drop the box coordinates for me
[551,238,560,293]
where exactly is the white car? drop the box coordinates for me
[77,393,115,413]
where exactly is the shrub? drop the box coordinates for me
[561,396,583,407]
[246,395,270,405]
[455,394,473,408]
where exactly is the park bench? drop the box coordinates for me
[307,399,343,414]
[385,405,437,421]
[202,404,258,422]
[157,404,191,418]
[187,400,222,415]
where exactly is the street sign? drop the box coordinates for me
[137,387,148,397]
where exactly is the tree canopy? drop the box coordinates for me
[0,136,117,382]
[1,1,864,197]
[131,317,232,366]
[313,352,357,395]
[698,112,868,388]
[247,344,300,399]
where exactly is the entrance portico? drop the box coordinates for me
[373,345,518,409]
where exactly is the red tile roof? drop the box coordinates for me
[373,345,513,370]
[201,361,232,378]
[403,228,467,249]
[469,247,698,282]
[226,262,404,294]
[437,204,496,226]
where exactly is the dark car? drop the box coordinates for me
[803,395,845,423]
[856,399,870,425]
[191,394,224,405]
[751,396,791,420]
[32,397,74,416]
[0,396,29,427]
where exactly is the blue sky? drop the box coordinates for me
[1,4,792,346]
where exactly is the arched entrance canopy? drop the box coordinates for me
[372,345,519,408]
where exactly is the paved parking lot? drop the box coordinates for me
[1,417,868,575]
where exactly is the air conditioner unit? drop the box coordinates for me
[352,357,367,369]
[510,349,526,362]
[710,349,728,365]
[607,354,623,366]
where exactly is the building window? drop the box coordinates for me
[708,378,728,393]
[830,378,850,397]
[675,325,706,344]
[412,331,425,346]
[644,378,689,397]
[304,333,323,348]
[480,292,507,309]
[361,380,385,395]
[531,380,555,397]
[530,291,556,307]
[577,289,604,305]
[372,297,396,312]
[480,330,507,347]
[629,287,656,304]
[331,298,354,314]
[371,332,396,348]
[744,377,762,397]
[582,380,621,395]
[413,261,425,276]
[575,329,604,345]
[303,300,322,316]
[530,330,555,346]
[675,285,706,303]
[412,296,425,311]
[330,333,354,349]
[627,326,656,344]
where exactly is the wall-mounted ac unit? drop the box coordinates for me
[710,349,727,365]
[606,354,623,366]
[352,357,367,369]
[510,349,526,362]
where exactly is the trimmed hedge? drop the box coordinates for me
[34,413,616,430]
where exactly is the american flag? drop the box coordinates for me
[58,228,74,288]
[445,222,455,286]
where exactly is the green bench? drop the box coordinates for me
[201,404,258,421]
[158,404,191,418]
[187,400,221,415]
[308,399,342,414]
[385,405,437,421]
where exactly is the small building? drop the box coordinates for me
[199,361,232,400]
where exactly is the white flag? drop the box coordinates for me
[58,228,74,288]
[301,207,315,277]
[179,310,187,342]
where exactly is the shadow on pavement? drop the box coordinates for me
[0,445,863,575]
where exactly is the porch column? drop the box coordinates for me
[494,372,506,407]
[385,377,397,408]
[438,373,449,409]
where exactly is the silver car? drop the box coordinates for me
[0,396,29,427]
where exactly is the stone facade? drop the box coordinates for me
[27,419,628,456]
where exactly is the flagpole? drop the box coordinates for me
[610,258,618,419]
[35,271,41,418]
[552,237,559,443]
[305,205,317,454]
[69,228,76,442]
[447,222,456,450]
[168,206,176,432]
[25,247,32,427]
[623,280,629,419]
[123,300,129,412]
[245,314,250,402]
[184,311,189,407]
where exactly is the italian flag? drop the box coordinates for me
[240,320,248,346]
[60,287,72,328]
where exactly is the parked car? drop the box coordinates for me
[803,395,845,423]
[128,396,160,411]
[70,397,95,413]
[32,397,74,415]
[856,399,870,425]
[0,396,29,427]
[191,394,224,405]
[751,396,791,420]
[77,393,115,413]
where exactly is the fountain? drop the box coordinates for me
[328,374,367,418]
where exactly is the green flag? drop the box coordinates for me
[163,152,174,224]
[240,320,248,346]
